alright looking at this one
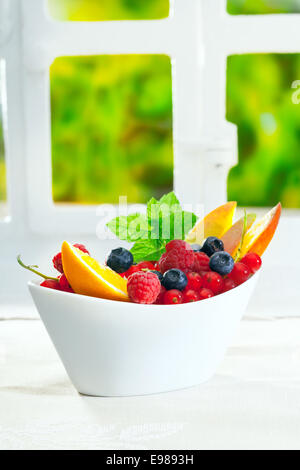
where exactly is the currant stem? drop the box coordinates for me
[17,255,58,281]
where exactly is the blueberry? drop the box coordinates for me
[191,244,202,252]
[162,269,188,291]
[150,270,163,283]
[201,237,224,257]
[106,248,133,273]
[209,251,234,276]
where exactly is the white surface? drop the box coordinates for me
[1,315,300,450]
[28,273,258,396]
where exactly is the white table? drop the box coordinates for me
[1,313,300,450]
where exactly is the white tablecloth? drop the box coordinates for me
[1,314,300,450]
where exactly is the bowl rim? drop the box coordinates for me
[28,270,260,310]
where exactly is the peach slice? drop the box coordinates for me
[221,213,256,257]
[186,202,237,245]
[239,203,282,258]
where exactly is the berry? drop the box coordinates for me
[127,272,161,304]
[158,245,195,274]
[52,243,90,274]
[150,270,163,282]
[155,285,167,304]
[52,252,63,274]
[73,243,90,255]
[193,252,210,274]
[186,272,203,291]
[240,253,262,274]
[209,251,234,276]
[191,244,202,252]
[40,279,61,290]
[58,274,74,293]
[228,262,250,285]
[162,269,188,291]
[202,271,224,294]
[107,247,133,273]
[123,264,140,278]
[163,290,183,305]
[183,289,200,303]
[166,240,192,252]
[136,261,156,271]
[199,288,214,300]
[201,237,224,257]
[222,278,237,293]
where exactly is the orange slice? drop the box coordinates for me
[186,202,237,245]
[239,203,282,258]
[221,213,256,257]
[61,241,129,302]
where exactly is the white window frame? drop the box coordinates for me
[1,0,300,237]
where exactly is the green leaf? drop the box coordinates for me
[130,239,166,262]
[106,213,149,242]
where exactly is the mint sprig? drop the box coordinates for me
[106,192,198,262]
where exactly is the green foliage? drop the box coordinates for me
[107,191,198,262]
[227,0,300,15]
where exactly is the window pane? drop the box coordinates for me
[0,60,8,219]
[50,55,173,204]
[227,53,300,208]
[48,0,169,21]
[228,0,300,15]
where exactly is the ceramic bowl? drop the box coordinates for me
[28,272,259,396]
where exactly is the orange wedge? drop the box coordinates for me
[239,203,282,258]
[185,202,237,245]
[61,241,129,302]
[221,213,256,257]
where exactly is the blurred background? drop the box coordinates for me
[1,0,300,209]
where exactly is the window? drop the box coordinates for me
[50,54,173,205]
[0,60,8,220]
[47,0,170,21]
[227,0,300,15]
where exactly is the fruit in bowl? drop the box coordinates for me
[18,192,281,396]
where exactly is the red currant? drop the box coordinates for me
[155,286,167,304]
[124,265,140,278]
[199,288,214,300]
[163,289,183,305]
[222,278,237,293]
[40,279,61,290]
[240,253,262,274]
[202,271,224,294]
[186,272,203,291]
[137,261,156,271]
[183,289,200,303]
[228,262,250,285]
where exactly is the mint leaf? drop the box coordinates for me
[107,213,149,242]
[130,239,166,262]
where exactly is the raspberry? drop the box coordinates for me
[240,253,262,274]
[155,286,167,304]
[193,252,210,274]
[186,272,203,291]
[40,279,61,290]
[222,278,237,293]
[136,261,156,271]
[199,288,214,300]
[183,289,200,303]
[166,240,192,252]
[53,243,90,274]
[127,272,161,304]
[58,274,74,293]
[73,243,90,255]
[228,262,250,285]
[158,245,195,274]
[202,272,224,294]
[163,289,183,305]
[52,252,64,274]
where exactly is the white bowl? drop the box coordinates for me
[28,272,259,397]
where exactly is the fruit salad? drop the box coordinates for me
[18,192,281,306]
